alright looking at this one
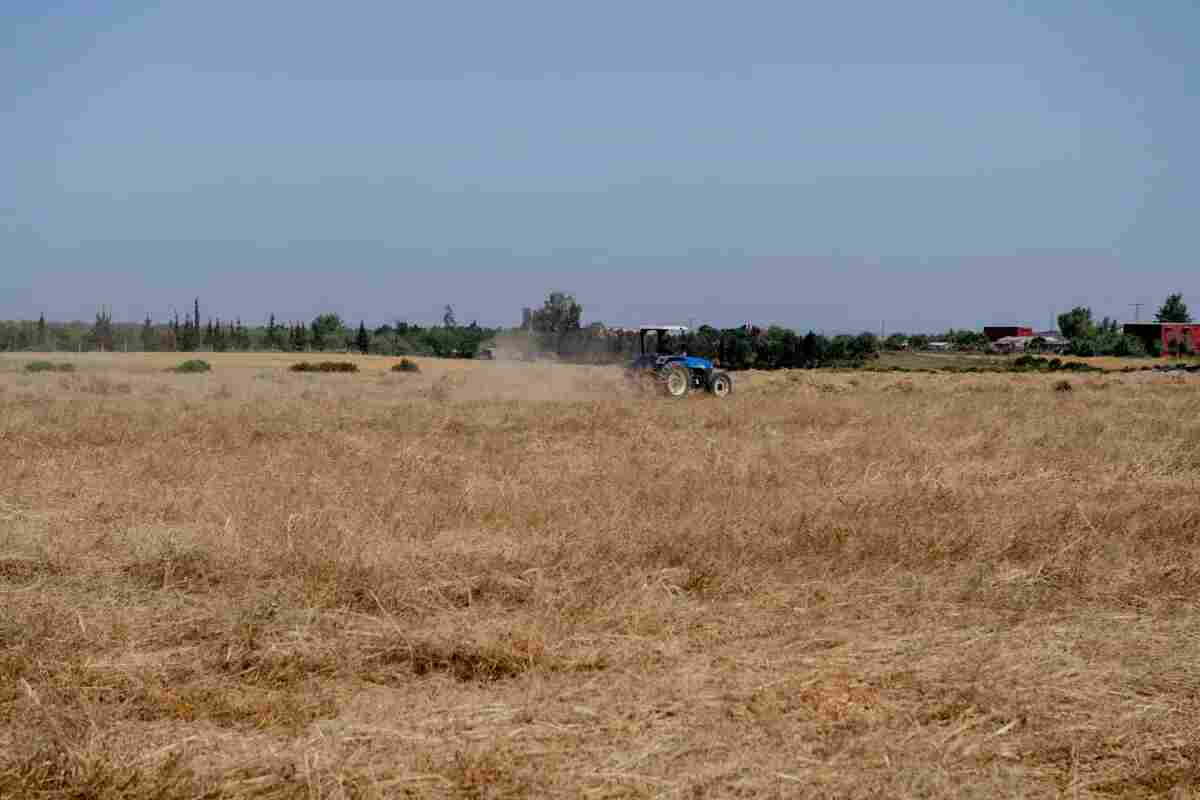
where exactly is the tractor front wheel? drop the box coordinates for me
[708,371,733,398]
[662,364,691,398]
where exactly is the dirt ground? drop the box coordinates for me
[2,352,1199,798]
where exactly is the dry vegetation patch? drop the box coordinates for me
[2,354,1200,796]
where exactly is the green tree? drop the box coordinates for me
[89,307,114,351]
[265,314,282,350]
[356,321,370,354]
[530,291,583,352]
[1155,293,1192,323]
[212,319,228,352]
[36,314,47,349]
[719,328,755,370]
[291,322,309,352]
[1057,307,1095,340]
[310,313,343,352]
[761,326,801,368]
[13,322,32,351]
[1112,334,1146,357]
[801,331,825,366]
[232,319,250,351]
[851,332,879,358]
[178,315,198,352]
[141,315,158,351]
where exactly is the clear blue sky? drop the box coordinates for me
[2,1,1196,331]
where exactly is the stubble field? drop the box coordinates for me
[2,352,1199,798]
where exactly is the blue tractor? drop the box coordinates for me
[625,325,734,399]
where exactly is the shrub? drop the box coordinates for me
[392,358,420,373]
[290,361,358,373]
[170,360,212,373]
[1060,360,1099,372]
[1054,379,1073,393]
[1010,355,1099,374]
[1013,355,1048,372]
[1112,334,1147,358]
[25,361,75,373]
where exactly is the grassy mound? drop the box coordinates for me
[170,359,212,373]
[290,361,359,373]
[25,361,75,373]
[392,358,421,373]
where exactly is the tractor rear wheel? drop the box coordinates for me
[662,364,691,398]
[709,371,733,398]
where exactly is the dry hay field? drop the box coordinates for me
[2,352,1200,798]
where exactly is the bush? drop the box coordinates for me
[1060,360,1100,372]
[25,361,74,373]
[1054,379,1073,393]
[170,359,212,373]
[1112,334,1147,358]
[1011,355,1100,374]
[1013,355,1048,371]
[290,361,358,373]
[392,358,420,373]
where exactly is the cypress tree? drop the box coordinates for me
[266,314,280,350]
[356,321,370,354]
[141,315,157,352]
[90,307,114,352]
[179,318,195,352]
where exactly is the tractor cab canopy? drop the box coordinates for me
[637,326,689,355]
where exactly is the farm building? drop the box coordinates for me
[1123,323,1200,355]
[992,334,1068,354]
[984,326,1034,342]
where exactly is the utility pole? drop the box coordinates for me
[1130,302,1145,322]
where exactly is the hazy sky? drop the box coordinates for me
[3,1,1197,331]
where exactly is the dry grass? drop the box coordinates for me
[2,352,1200,798]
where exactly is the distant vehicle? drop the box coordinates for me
[625,326,733,398]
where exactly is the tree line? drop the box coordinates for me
[1056,293,1192,357]
[0,300,497,358]
[511,290,1194,368]
[1,291,1192,365]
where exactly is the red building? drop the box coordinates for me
[1124,323,1200,356]
[983,326,1034,342]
